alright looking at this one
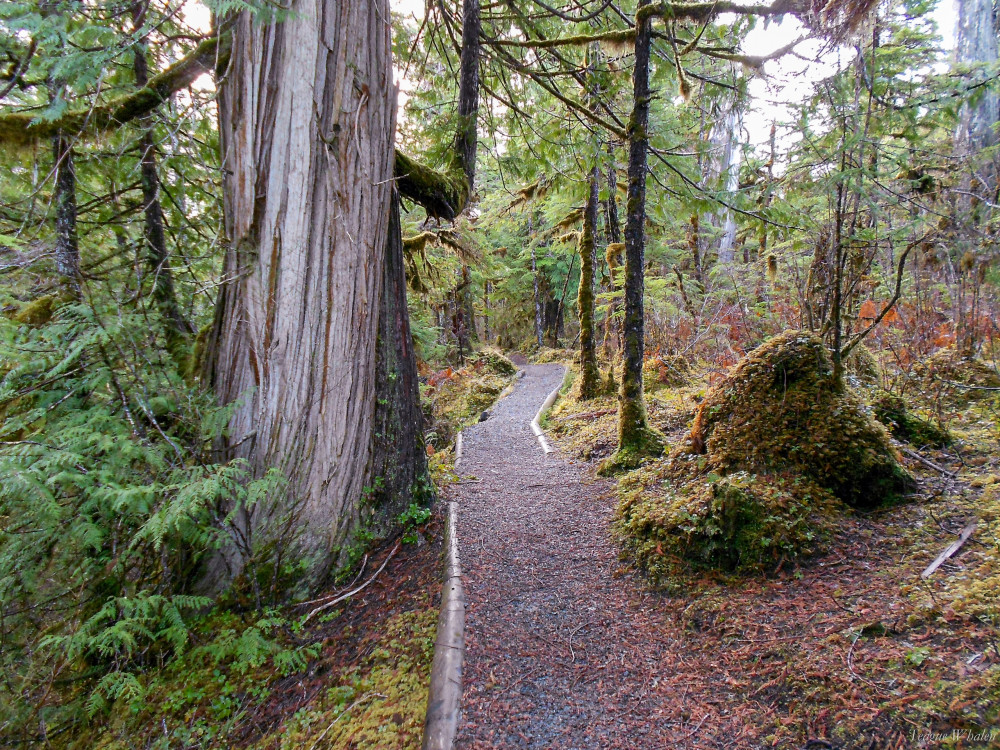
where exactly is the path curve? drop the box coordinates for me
[454,365,685,749]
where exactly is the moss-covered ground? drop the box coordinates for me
[547,344,1000,747]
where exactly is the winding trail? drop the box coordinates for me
[453,365,685,749]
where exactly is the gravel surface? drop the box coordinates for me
[453,365,684,749]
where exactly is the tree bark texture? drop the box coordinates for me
[955,0,999,157]
[577,163,601,399]
[368,191,431,535]
[52,133,80,283]
[205,1,396,585]
[618,4,656,453]
[455,0,481,186]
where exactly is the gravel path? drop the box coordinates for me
[454,365,685,749]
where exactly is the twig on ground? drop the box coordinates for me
[899,446,957,477]
[921,520,978,579]
[303,542,400,624]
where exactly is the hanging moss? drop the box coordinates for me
[872,395,953,447]
[677,330,915,508]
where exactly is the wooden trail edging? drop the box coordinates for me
[530,373,563,454]
[422,433,467,750]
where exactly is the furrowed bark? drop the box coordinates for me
[204,1,396,588]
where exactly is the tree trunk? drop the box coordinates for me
[577,163,601,398]
[615,3,661,458]
[367,190,432,537]
[455,0,481,186]
[530,214,544,349]
[603,148,623,358]
[204,1,397,588]
[131,0,193,352]
[51,133,80,284]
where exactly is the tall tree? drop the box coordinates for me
[202,2,399,585]
[605,1,664,471]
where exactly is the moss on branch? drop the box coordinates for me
[394,150,470,221]
[0,34,231,147]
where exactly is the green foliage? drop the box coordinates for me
[0,299,285,741]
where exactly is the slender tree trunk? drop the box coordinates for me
[615,3,661,457]
[455,0,480,186]
[603,147,623,358]
[530,214,543,349]
[51,133,80,284]
[368,190,431,534]
[577,163,601,398]
[204,1,397,588]
[131,0,192,351]
[954,0,997,352]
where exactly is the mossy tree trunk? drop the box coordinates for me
[131,0,193,354]
[368,190,431,537]
[51,133,80,286]
[615,3,660,457]
[577,163,601,399]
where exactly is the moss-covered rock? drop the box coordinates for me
[616,467,837,579]
[678,330,915,508]
[911,347,1000,407]
[872,394,952,447]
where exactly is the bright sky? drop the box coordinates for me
[187,0,957,154]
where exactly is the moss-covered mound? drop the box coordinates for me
[617,468,837,578]
[677,330,915,508]
[643,353,692,390]
[424,350,518,447]
[475,347,518,377]
[911,348,1000,407]
[844,343,881,386]
[872,394,952,447]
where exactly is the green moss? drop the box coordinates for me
[616,468,838,580]
[680,330,915,508]
[13,295,59,326]
[873,395,953,447]
[476,347,517,377]
[598,425,664,476]
[261,607,435,750]
[844,343,881,386]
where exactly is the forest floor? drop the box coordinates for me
[451,363,1000,750]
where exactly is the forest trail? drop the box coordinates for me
[454,365,689,749]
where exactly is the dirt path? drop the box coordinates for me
[454,365,686,749]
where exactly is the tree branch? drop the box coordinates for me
[0,33,231,147]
